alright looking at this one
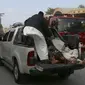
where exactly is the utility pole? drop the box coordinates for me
[0,13,4,36]
[0,13,4,24]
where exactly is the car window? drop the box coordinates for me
[8,31,15,41]
[14,28,34,47]
[22,35,34,47]
[14,28,22,44]
[57,18,85,32]
[3,32,10,41]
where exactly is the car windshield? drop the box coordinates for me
[57,18,85,32]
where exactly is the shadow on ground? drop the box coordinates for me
[0,63,76,85]
[19,74,71,85]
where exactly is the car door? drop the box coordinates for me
[1,32,10,60]
[5,30,15,64]
[0,36,3,58]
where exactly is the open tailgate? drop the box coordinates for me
[30,63,84,75]
[35,63,84,71]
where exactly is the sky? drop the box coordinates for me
[0,0,85,27]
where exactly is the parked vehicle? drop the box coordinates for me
[0,25,84,83]
[49,15,85,59]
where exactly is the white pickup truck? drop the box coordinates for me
[0,26,84,83]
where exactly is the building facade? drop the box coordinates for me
[53,8,85,17]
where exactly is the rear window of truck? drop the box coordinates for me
[14,28,34,47]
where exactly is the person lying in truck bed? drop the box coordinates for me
[48,19,85,64]
[48,46,67,64]
[48,45,85,64]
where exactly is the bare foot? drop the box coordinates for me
[80,60,85,64]
[79,61,83,64]
[51,60,60,64]
[69,57,77,64]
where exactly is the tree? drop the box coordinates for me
[0,24,3,29]
[3,28,9,33]
[0,24,4,35]
[78,5,85,8]
[45,7,55,14]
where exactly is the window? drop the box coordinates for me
[22,35,34,47]
[3,32,10,41]
[14,28,34,47]
[14,28,23,44]
[8,31,15,41]
[57,18,85,32]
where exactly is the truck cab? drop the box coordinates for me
[49,15,85,58]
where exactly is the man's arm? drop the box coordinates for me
[42,18,53,38]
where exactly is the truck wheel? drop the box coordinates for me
[58,69,73,79]
[58,73,70,79]
[13,60,23,83]
[0,58,4,66]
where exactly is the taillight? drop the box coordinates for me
[59,32,69,36]
[59,32,65,36]
[27,51,35,66]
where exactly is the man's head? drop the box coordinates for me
[51,19,59,29]
[38,11,44,17]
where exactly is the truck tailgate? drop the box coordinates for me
[29,63,84,75]
[35,63,84,71]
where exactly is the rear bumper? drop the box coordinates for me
[29,64,85,75]
[72,64,85,70]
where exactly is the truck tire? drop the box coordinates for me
[13,60,23,83]
[58,69,73,79]
[0,58,4,66]
[58,72,70,79]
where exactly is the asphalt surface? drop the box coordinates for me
[0,65,85,85]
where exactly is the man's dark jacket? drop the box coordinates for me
[24,14,52,38]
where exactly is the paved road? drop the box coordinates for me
[0,66,85,85]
